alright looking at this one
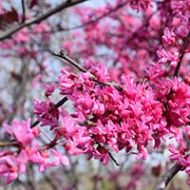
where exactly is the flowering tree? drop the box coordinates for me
[1,0,190,189]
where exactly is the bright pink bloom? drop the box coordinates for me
[3,119,36,147]
[0,151,28,183]
[34,99,59,127]
[162,28,176,45]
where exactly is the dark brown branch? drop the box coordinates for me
[0,0,89,41]
[21,0,26,23]
[173,32,190,77]
[51,51,123,91]
[108,152,119,166]
[59,0,128,31]
[0,141,18,147]
[52,50,86,72]
[155,164,182,190]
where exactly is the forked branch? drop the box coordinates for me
[156,164,182,190]
[0,0,88,41]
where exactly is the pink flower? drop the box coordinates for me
[157,49,178,66]
[34,99,59,128]
[0,151,28,184]
[75,92,94,115]
[84,60,111,82]
[162,28,176,45]
[33,23,50,33]
[91,100,105,116]
[59,115,79,138]
[3,119,36,147]
[60,115,91,155]
[15,29,30,43]
[64,140,85,155]
[58,68,78,95]
[129,0,151,10]
[43,83,55,97]
[169,126,190,172]
[0,156,19,184]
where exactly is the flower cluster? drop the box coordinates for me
[169,126,190,178]
[58,65,167,161]
[1,120,69,183]
[34,99,59,128]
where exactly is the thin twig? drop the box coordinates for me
[0,141,18,147]
[0,0,89,41]
[173,32,190,77]
[108,151,119,166]
[155,164,182,190]
[58,0,128,32]
[53,50,86,72]
[21,0,25,23]
[51,51,123,91]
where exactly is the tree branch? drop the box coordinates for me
[173,32,190,77]
[59,0,128,31]
[108,151,119,166]
[0,0,89,41]
[21,0,26,23]
[155,164,182,190]
[0,141,18,147]
[51,50,123,91]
